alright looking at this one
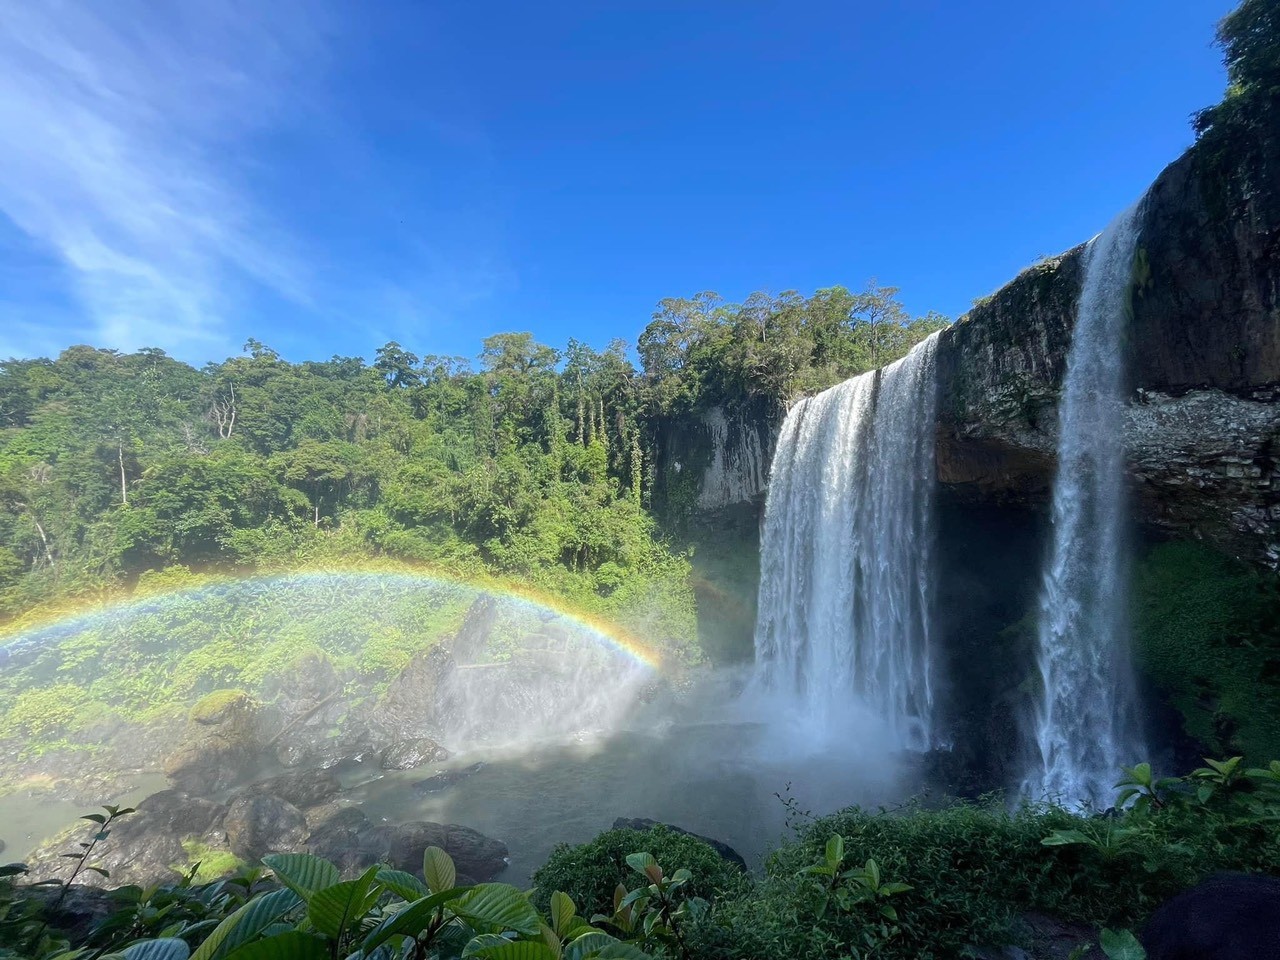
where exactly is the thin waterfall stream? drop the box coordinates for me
[1027,202,1148,806]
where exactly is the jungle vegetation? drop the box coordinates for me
[0,283,946,631]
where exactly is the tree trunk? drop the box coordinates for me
[32,516,54,568]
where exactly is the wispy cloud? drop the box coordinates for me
[0,0,330,356]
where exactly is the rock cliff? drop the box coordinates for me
[650,397,777,521]
[662,128,1279,567]
[936,131,1280,564]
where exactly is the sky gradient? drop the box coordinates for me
[0,1,1232,365]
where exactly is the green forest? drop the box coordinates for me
[0,283,945,641]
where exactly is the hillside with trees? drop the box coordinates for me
[0,283,946,640]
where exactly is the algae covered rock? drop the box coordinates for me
[380,737,452,770]
[163,689,262,795]
[26,789,228,888]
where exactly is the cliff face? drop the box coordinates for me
[649,398,777,663]
[935,135,1280,564]
[651,397,778,520]
[658,128,1279,566]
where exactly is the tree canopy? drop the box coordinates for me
[0,283,947,637]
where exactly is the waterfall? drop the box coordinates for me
[1027,203,1147,807]
[753,333,940,750]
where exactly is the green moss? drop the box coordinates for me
[178,839,244,882]
[0,683,103,745]
[1133,541,1280,760]
[188,689,253,724]
[656,427,713,529]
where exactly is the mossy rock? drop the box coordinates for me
[179,839,244,883]
[165,690,262,794]
[189,689,256,727]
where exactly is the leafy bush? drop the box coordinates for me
[692,757,1280,960]
[693,799,1078,960]
[1132,542,1280,759]
[6,756,1280,960]
[3,842,659,960]
[532,826,748,918]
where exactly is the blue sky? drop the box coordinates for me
[0,1,1231,365]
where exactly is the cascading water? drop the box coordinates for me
[1027,203,1148,807]
[753,333,940,750]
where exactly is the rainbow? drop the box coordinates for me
[0,563,666,671]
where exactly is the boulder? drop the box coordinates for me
[263,651,343,715]
[610,818,747,872]
[305,811,507,882]
[258,653,379,769]
[375,821,508,881]
[380,738,452,770]
[26,790,228,888]
[434,823,509,882]
[275,727,379,770]
[307,808,376,874]
[163,690,262,795]
[223,794,308,863]
[133,789,228,838]
[411,762,485,794]
[374,647,455,741]
[19,884,116,943]
[245,768,342,810]
[1141,873,1280,960]
[373,596,498,742]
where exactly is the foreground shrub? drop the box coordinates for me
[6,757,1279,960]
[2,843,659,960]
[692,760,1280,960]
[532,825,748,917]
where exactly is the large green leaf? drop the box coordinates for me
[213,890,303,960]
[463,942,557,960]
[448,885,541,937]
[423,846,457,895]
[189,890,303,960]
[375,869,430,903]
[360,888,469,953]
[462,933,512,956]
[624,854,661,886]
[307,865,381,940]
[538,923,562,960]
[1041,830,1091,847]
[221,932,328,960]
[563,932,618,960]
[261,855,340,902]
[824,835,844,868]
[122,938,191,960]
[1099,928,1147,960]
[591,944,653,960]
[549,893,575,939]
[622,854,656,879]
